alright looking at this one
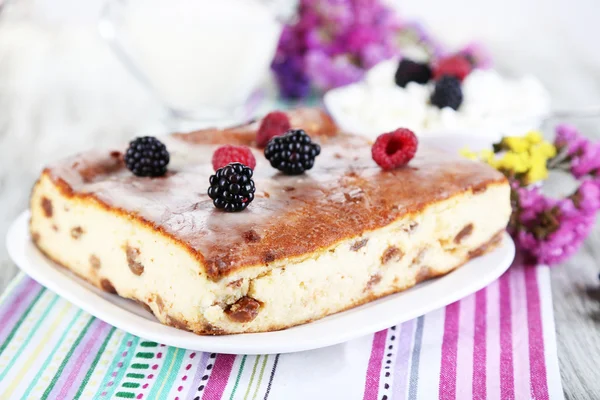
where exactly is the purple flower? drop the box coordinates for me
[554,124,587,156]
[517,214,594,266]
[271,0,491,98]
[271,0,409,98]
[512,185,595,265]
[570,141,600,178]
[271,55,311,99]
[553,124,600,177]
[305,51,364,89]
[572,179,600,216]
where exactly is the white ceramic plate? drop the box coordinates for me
[7,211,514,355]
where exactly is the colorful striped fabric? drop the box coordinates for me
[0,262,562,399]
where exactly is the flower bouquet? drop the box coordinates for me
[462,126,600,265]
[271,0,490,99]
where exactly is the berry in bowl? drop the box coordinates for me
[324,55,551,146]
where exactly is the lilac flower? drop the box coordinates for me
[272,0,492,98]
[512,185,596,265]
[271,55,311,99]
[517,214,594,266]
[305,51,364,89]
[553,124,600,177]
[554,124,587,156]
[570,141,600,178]
[272,0,409,98]
[571,179,600,216]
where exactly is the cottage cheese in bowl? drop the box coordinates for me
[324,59,551,143]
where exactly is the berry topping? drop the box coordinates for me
[208,163,256,212]
[264,129,321,175]
[212,145,256,171]
[394,59,432,88]
[124,136,170,177]
[257,111,291,148]
[430,76,463,110]
[433,55,471,81]
[371,128,418,170]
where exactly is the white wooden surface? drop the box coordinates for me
[0,1,599,398]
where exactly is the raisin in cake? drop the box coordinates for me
[29,108,511,334]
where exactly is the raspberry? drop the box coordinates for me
[124,136,170,177]
[257,111,291,148]
[212,145,256,171]
[371,128,418,170]
[394,59,432,88]
[433,55,471,81]
[430,76,463,110]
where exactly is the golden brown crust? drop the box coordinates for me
[37,108,507,281]
[165,315,191,331]
[173,108,339,146]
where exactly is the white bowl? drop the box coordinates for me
[323,62,551,148]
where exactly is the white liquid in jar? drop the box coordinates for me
[119,0,282,116]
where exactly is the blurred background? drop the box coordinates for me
[0,0,598,162]
[0,0,599,395]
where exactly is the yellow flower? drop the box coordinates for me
[460,148,478,160]
[460,148,502,169]
[478,149,495,163]
[531,142,557,159]
[523,146,552,184]
[498,151,530,173]
[502,136,530,153]
[524,131,544,145]
[460,132,556,185]
[524,161,549,184]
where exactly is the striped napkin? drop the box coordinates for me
[0,261,562,400]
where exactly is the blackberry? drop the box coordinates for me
[430,76,463,110]
[264,129,320,175]
[124,136,170,177]
[207,163,255,212]
[394,59,432,88]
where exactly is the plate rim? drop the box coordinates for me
[6,211,515,354]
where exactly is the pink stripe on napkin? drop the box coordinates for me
[499,272,515,399]
[202,354,235,400]
[472,288,487,399]
[55,320,111,399]
[525,266,549,400]
[439,301,460,400]
[363,329,388,400]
